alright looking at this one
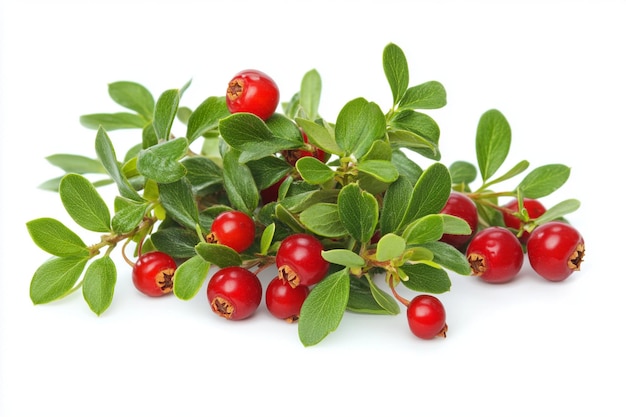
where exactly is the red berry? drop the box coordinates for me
[226,69,279,121]
[526,222,585,282]
[501,198,547,244]
[260,176,287,205]
[206,266,262,320]
[281,130,326,166]
[207,210,256,253]
[439,192,478,250]
[276,233,329,287]
[406,295,447,340]
[265,276,310,322]
[132,251,177,297]
[466,226,524,283]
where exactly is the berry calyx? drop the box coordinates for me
[132,251,177,297]
[406,295,447,340]
[501,198,547,244]
[466,226,524,283]
[276,233,329,287]
[526,222,585,282]
[206,266,262,320]
[281,130,327,166]
[226,69,279,121]
[207,210,256,253]
[439,191,478,250]
[265,276,310,322]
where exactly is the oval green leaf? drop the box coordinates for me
[59,173,111,232]
[26,218,89,257]
[82,256,117,316]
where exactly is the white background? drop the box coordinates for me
[1,1,625,416]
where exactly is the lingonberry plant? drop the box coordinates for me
[25,43,585,345]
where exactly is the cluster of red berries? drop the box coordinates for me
[440,192,585,283]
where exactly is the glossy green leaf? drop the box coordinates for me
[322,249,365,268]
[476,109,511,181]
[181,156,223,192]
[380,175,413,235]
[299,268,350,346]
[347,277,392,314]
[299,203,347,238]
[440,214,472,236]
[390,110,440,143]
[398,81,447,110]
[259,223,276,256]
[136,137,188,184]
[335,98,386,159]
[173,255,211,300]
[365,274,400,315]
[186,96,229,141]
[402,214,444,245]
[26,218,89,257]
[82,256,116,315]
[30,256,89,304]
[153,88,180,141]
[195,242,242,268]
[392,150,423,185]
[383,43,409,105]
[399,162,451,230]
[376,233,406,261]
[357,160,399,183]
[516,164,570,198]
[296,156,335,184]
[400,263,451,294]
[95,127,142,201]
[80,112,147,130]
[158,178,200,230]
[296,118,342,155]
[420,241,472,275]
[388,129,440,160]
[449,161,477,186]
[108,81,155,120]
[337,183,378,243]
[151,227,200,259]
[536,199,581,224]
[111,198,148,233]
[246,156,292,191]
[483,160,529,188]
[59,173,111,232]
[222,150,259,214]
[300,69,322,119]
[46,154,106,174]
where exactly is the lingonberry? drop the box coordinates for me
[260,176,287,205]
[207,210,256,253]
[206,266,262,320]
[226,69,279,121]
[132,251,177,297]
[466,226,524,283]
[265,276,310,322]
[501,198,547,244]
[276,233,329,287]
[281,130,327,166]
[439,191,478,250]
[526,222,585,282]
[406,295,447,340]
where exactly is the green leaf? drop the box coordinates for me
[483,160,529,188]
[357,160,399,183]
[420,241,472,275]
[219,113,301,163]
[95,127,142,201]
[322,249,365,268]
[173,255,211,300]
[195,242,242,268]
[476,109,512,181]
[380,176,413,235]
[80,112,147,130]
[376,233,406,261]
[59,173,111,232]
[222,150,259,214]
[296,118,342,155]
[337,183,378,243]
[365,275,400,315]
[335,98,386,158]
[400,262,451,294]
[441,214,472,236]
[136,137,188,184]
[153,88,180,141]
[399,163,451,230]
[398,81,447,110]
[111,198,148,233]
[108,81,154,120]
[536,199,581,224]
[383,43,409,105]
[298,268,350,346]
[347,277,392,314]
[296,156,335,185]
[259,223,276,255]
[449,161,477,186]
[300,69,322,119]
[26,218,89,257]
[151,227,200,259]
[516,164,570,198]
[247,156,292,191]
[186,96,229,141]
[46,154,106,174]
[299,203,347,238]
[30,256,89,304]
[182,156,223,192]
[402,214,444,245]
[392,150,423,184]
[388,129,440,160]
[158,178,200,230]
[82,256,116,315]
[390,110,440,143]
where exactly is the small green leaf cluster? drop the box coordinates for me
[25,43,580,346]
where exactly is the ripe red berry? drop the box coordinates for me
[526,222,585,282]
[260,176,287,205]
[501,198,547,244]
[276,233,329,287]
[132,251,177,297]
[265,276,310,322]
[439,192,479,250]
[226,69,279,121]
[207,210,256,253]
[206,266,262,320]
[406,295,447,340]
[281,130,326,166]
[466,226,524,283]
